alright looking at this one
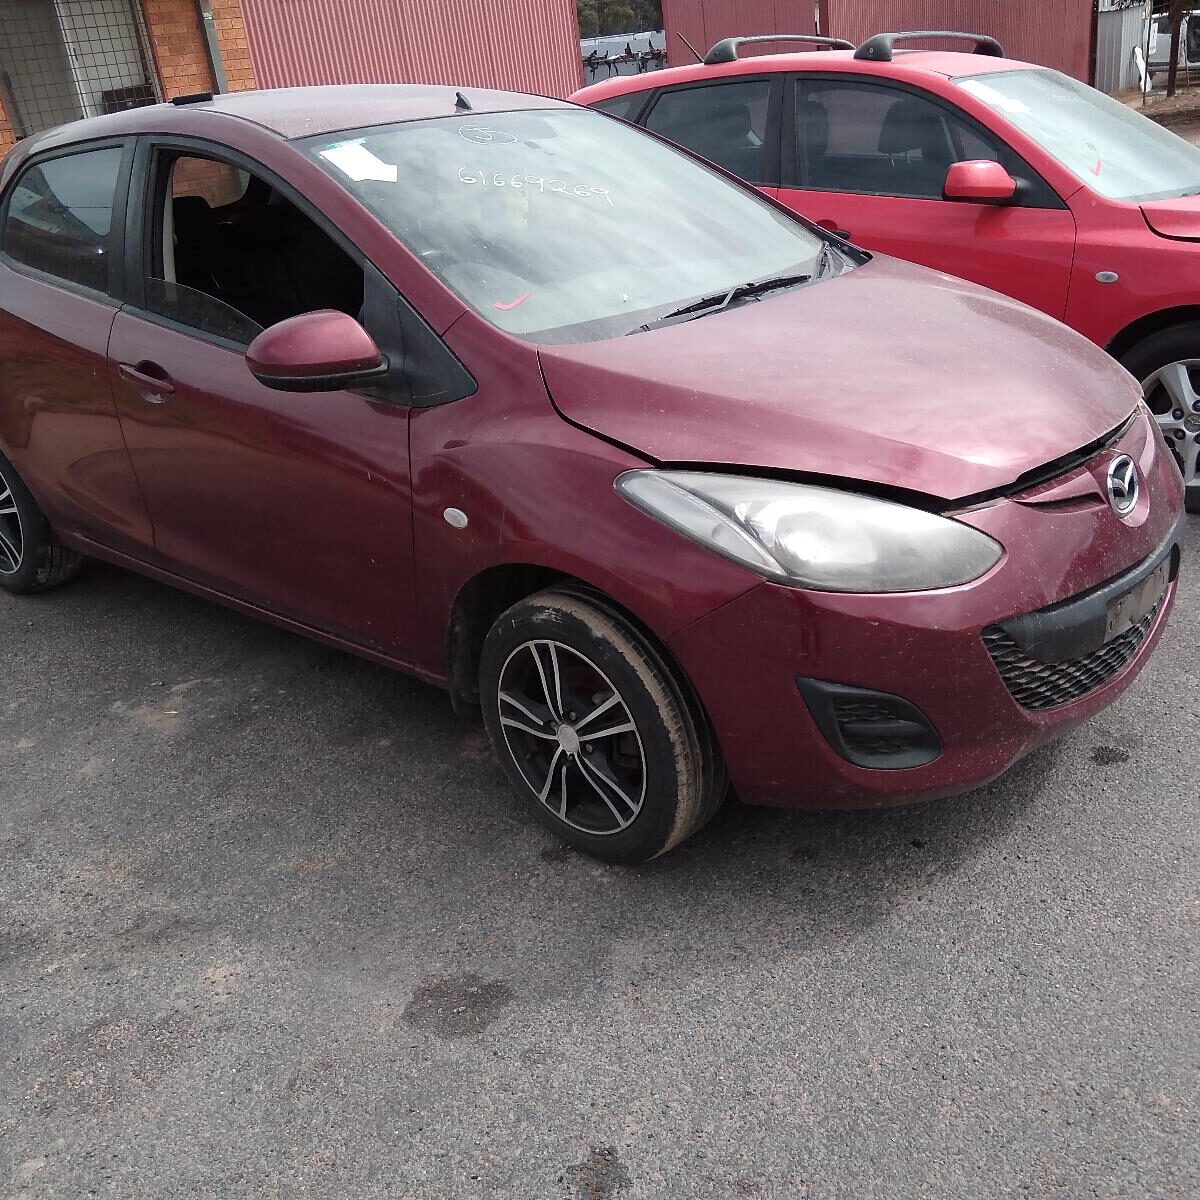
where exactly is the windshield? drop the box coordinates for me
[301,108,829,344]
[957,69,1200,202]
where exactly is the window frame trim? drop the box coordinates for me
[0,136,135,305]
[592,89,658,125]
[638,73,785,189]
[781,73,1067,210]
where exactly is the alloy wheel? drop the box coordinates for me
[0,468,23,576]
[1142,358,1200,490]
[496,638,646,836]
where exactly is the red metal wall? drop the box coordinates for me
[241,0,583,98]
[662,0,810,67]
[663,0,1096,82]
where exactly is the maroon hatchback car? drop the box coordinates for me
[0,86,1186,862]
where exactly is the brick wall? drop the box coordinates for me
[142,0,257,99]
[0,100,13,160]
[211,0,255,92]
[0,1,256,162]
[170,153,246,206]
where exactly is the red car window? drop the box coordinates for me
[591,93,647,122]
[798,79,973,199]
[645,79,773,185]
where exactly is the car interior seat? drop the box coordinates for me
[877,98,956,196]
[685,102,763,182]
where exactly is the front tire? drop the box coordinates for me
[1120,324,1200,512]
[0,453,83,594]
[480,588,726,864]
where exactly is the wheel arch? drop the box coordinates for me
[1106,306,1200,362]
[444,562,711,728]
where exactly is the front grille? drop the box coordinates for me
[983,601,1161,711]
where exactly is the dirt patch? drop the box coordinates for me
[401,973,512,1038]
[1125,86,1200,137]
[563,1145,632,1200]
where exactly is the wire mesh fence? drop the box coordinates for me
[0,0,159,140]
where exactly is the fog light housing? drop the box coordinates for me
[797,678,942,770]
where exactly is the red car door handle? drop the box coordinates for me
[118,361,176,398]
[816,220,852,240]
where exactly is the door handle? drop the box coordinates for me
[816,220,852,240]
[118,361,175,399]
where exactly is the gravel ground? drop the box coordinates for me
[1,517,1197,1200]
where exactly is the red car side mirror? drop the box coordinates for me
[943,160,1017,206]
[246,310,387,392]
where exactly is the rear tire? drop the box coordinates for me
[0,452,83,595]
[1120,324,1200,512]
[480,588,726,864]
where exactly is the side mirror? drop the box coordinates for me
[246,310,387,392]
[943,160,1017,205]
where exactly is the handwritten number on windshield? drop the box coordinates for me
[458,168,614,206]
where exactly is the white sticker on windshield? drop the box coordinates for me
[959,78,1031,115]
[318,139,398,182]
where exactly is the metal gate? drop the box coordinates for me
[0,0,159,140]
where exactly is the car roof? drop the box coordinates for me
[573,49,1044,103]
[192,84,571,138]
[16,84,572,151]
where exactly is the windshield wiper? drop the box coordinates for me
[814,241,838,279]
[631,271,813,334]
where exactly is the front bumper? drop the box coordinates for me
[666,411,1185,809]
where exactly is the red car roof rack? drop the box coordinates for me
[853,31,1005,62]
[704,34,855,65]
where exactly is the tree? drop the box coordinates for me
[601,4,636,35]
[634,1,663,29]
[576,2,599,39]
[577,0,662,39]
[1167,0,1185,97]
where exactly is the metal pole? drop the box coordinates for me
[1145,0,1155,106]
[195,0,229,94]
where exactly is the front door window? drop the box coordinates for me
[796,79,1017,199]
[144,153,365,346]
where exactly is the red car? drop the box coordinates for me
[0,85,1185,862]
[574,30,1200,511]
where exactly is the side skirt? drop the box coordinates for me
[61,532,449,691]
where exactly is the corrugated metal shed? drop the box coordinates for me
[1095,2,1146,93]
[663,0,1097,83]
[241,0,583,98]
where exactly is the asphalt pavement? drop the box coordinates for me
[1,517,1197,1199]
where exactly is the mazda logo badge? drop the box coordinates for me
[1106,454,1139,516]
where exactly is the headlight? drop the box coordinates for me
[616,471,1003,593]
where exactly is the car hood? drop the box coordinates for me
[538,257,1141,502]
[1141,195,1200,241]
